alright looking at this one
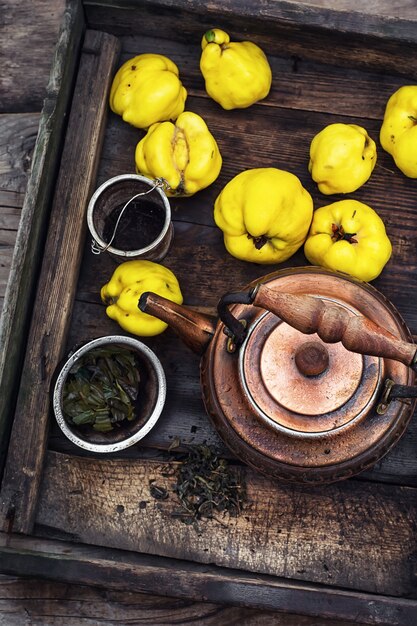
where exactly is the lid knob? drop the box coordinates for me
[294,341,329,377]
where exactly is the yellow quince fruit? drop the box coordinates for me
[135,111,222,196]
[109,54,187,129]
[309,123,377,194]
[380,85,417,177]
[304,199,392,282]
[214,168,313,264]
[101,260,183,336]
[200,29,272,110]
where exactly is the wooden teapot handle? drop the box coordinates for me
[252,284,417,369]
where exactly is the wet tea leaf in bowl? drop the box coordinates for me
[62,346,141,432]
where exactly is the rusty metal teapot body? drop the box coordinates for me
[140,267,416,484]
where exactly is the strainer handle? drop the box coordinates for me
[251,284,417,370]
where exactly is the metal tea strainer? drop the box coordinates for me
[86,174,174,262]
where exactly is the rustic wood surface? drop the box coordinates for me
[35,451,417,597]
[0,0,85,468]
[0,115,40,312]
[85,0,417,79]
[0,28,120,535]
[0,574,359,626]
[0,2,68,113]
[2,0,417,624]
[2,534,417,626]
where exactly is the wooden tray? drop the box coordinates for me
[1,1,417,623]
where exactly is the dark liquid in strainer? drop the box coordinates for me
[102,199,166,251]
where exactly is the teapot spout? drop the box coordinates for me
[139,292,217,355]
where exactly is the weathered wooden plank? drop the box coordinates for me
[0,574,361,626]
[0,247,17,301]
[290,0,417,18]
[1,533,416,625]
[0,191,24,210]
[0,1,66,112]
[0,0,85,477]
[0,29,120,534]
[113,35,408,120]
[0,114,34,314]
[0,114,40,194]
[0,209,21,232]
[84,0,417,78]
[0,232,18,312]
[85,0,417,34]
[34,451,417,598]
[0,232,18,248]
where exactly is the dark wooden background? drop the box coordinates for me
[2,1,417,624]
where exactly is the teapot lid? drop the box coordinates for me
[204,267,416,483]
[239,299,383,437]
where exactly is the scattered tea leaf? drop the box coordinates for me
[173,444,246,525]
[149,481,169,500]
[168,436,181,452]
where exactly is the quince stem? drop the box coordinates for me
[205,30,216,43]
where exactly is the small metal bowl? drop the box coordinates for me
[52,335,166,453]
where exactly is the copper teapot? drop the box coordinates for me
[139,267,417,484]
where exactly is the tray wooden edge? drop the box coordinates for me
[0,0,85,477]
[0,532,416,625]
[88,0,417,44]
[0,22,121,533]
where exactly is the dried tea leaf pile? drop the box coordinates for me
[62,346,141,432]
[173,444,246,524]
